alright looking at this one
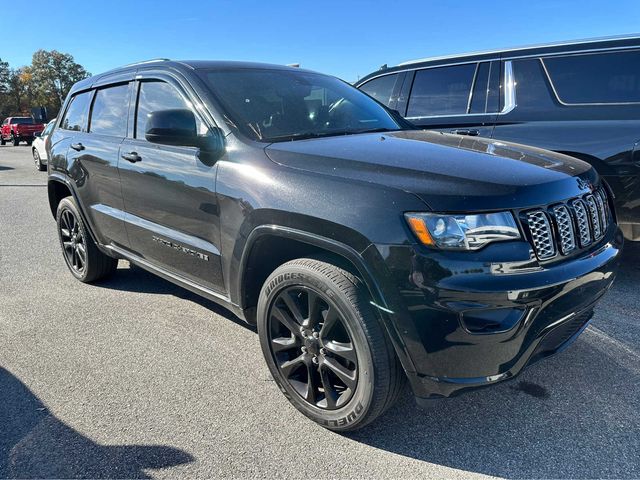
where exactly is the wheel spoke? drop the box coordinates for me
[76,247,85,268]
[324,357,357,390]
[324,340,357,364]
[281,292,305,324]
[62,241,74,252]
[320,306,339,337]
[77,243,86,260]
[60,228,71,238]
[272,305,303,338]
[279,354,305,378]
[306,290,321,327]
[319,365,338,408]
[304,363,318,404]
[271,336,299,353]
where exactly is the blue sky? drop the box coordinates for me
[1,0,639,82]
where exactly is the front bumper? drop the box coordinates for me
[369,226,623,400]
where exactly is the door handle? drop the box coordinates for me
[121,151,141,163]
[70,142,85,151]
[450,129,479,136]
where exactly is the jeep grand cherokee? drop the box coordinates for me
[47,60,622,430]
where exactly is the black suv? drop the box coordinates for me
[47,60,622,430]
[356,35,640,241]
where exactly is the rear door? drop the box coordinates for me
[401,61,500,138]
[56,87,130,248]
[71,83,131,248]
[118,76,224,293]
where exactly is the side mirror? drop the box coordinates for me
[145,109,225,164]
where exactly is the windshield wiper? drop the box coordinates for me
[265,128,402,142]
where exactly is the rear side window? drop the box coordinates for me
[407,63,476,117]
[61,91,92,131]
[543,50,640,104]
[359,73,399,107]
[89,84,130,136]
[135,81,205,139]
[12,117,34,125]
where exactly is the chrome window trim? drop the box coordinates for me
[539,51,640,106]
[466,63,481,114]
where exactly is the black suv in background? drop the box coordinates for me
[47,60,621,430]
[357,35,640,241]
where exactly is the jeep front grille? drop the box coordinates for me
[525,186,611,261]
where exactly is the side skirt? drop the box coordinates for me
[103,244,245,321]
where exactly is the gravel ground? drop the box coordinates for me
[0,145,638,479]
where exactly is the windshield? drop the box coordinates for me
[12,117,34,125]
[198,68,402,142]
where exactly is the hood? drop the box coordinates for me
[265,130,597,212]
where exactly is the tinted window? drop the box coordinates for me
[89,84,129,136]
[136,81,205,139]
[198,69,400,142]
[407,64,477,117]
[12,117,33,125]
[359,74,399,107]
[544,50,640,104]
[512,59,556,111]
[61,92,92,131]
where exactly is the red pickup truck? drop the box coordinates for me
[1,117,45,146]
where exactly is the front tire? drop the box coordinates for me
[12,135,19,146]
[56,197,117,282]
[257,258,403,431]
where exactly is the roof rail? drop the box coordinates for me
[397,33,640,66]
[120,58,171,68]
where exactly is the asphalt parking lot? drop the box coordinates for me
[0,145,638,479]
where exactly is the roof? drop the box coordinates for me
[398,34,640,66]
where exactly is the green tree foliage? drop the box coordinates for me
[0,50,90,118]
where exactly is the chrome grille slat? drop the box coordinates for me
[572,199,591,247]
[526,187,611,261]
[595,189,608,232]
[585,195,602,239]
[552,205,576,254]
[526,211,555,259]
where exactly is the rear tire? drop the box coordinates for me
[56,196,117,283]
[0,137,5,145]
[257,258,403,431]
[33,148,45,171]
[12,135,19,146]
[26,139,32,146]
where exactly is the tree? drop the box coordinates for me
[0,58,11,116]
[29,50,90,115]
[6,68,33,113]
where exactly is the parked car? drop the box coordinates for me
[356,35,640,241]
[32,118,56,171]
[47,60,621,430]
[1,116,45,146]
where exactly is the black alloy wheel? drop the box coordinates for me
[267,285,358,410]
[59,208,87,275]
[55,196,118,282]
[258,258,404,431]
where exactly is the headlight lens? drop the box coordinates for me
[405,211,521,250]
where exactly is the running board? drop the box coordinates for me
[104,244,236,308]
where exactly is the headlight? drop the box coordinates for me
[405,211,521,250]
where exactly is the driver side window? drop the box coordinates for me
[135,81,206,139]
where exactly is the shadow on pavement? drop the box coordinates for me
[0,367,194,479]
[96,262,256,332]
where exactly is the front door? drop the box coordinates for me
[118,78,224,293]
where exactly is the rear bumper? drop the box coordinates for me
[371,226,623,400]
